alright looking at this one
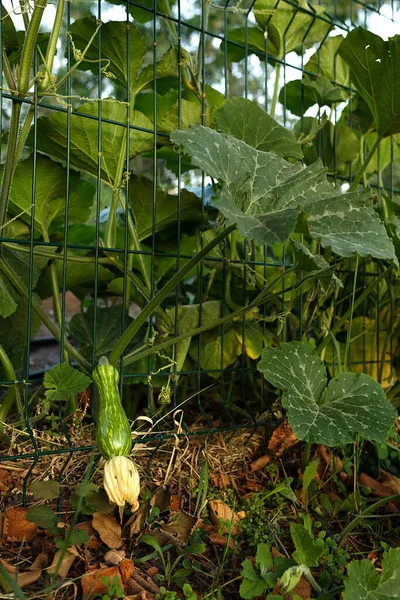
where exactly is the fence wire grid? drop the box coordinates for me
[0,0,400,503]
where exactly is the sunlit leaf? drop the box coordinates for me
[44,363,92,401]
[343,547,400,599]
[338,28,400,137]
[258,341,397,445]
[171,125,396,262]
[68,17,146,87]
[214,97,302,159]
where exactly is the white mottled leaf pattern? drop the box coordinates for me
[258,342,396,446]
[171,125,397,262]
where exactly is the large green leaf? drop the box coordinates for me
[132,48,178,96]
[68,17,146,87]
[305,35,350,86]
[37,258,113,299]
[35,101,154,183]
[43,363,92,401]
[280,77,347,117]
[69,306,138,360]
[214,97,302,159]
[258,341,397,445]
[222,27,266,63]
[343,548,400,600]
[338,28,400,138]
[171,125,396,262]
[290,524,324,567]
[6,155,94,231]
[129,175,202,240]
[254,0,331,59]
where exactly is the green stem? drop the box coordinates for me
[19,0,30,30]
[303,568,322,594]
[378,272,395,384]
[318,267,390,355]
[118,192,152,293]
[17,0,48,95]
[338,494,400,548]
[105,133,127,249]
[343,254,359,372]
[349,136,381,192]
[15,106,35,165]
[0,344,23,432]
[270,63,281,119]
[123,266,305,367]
[197,0,210,77]
[160,0,178,45]
[0,260,90,372]
[2,48,16,91]
[39,0,65,91]
[301,442,311,473]
[108,224,236,365]
[0,101,22,235]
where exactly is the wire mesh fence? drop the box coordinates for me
[0,0,400,506]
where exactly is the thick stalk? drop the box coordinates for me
[160,0,178,45]
[108,224,236,364]
[0,344,23,431]
[270,63,281,118]
[349,136,380,192]
[0,102,21,235]
[17,0,48,95]
[39,0,65,91]
[2,49,16,91]
[105,133,127,249]
[117,192,152,293]
[343,254,359,372]
[123,267,309,367]
[0,260,90,372]
[42,230,70,367]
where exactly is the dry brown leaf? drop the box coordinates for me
[2,507,38,542]
[210,473,231,489]
[161,511,196,544]
[208,499,243,535]
[82,565,122,599]
[119,559,135,583]
[0,558,16,573]
[209,531,235,549]
[92,512,124,549]
[268,420,299,457]
[47,546,78,579]
[273,575,311,599]
[169,494,181,512]
[358,473,399,511]
[3,569,42,592]
[81,560,134,599]
[380,471,400,494]
[104,550,126,566]
[29,552,49,570]
[250,454,271,472]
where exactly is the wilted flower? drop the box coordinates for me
[103,455,140,512]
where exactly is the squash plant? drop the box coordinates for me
[0,1,399,454]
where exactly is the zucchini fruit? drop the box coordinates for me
[92,356,132,459]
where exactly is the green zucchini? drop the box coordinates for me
[92,357,132,459]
